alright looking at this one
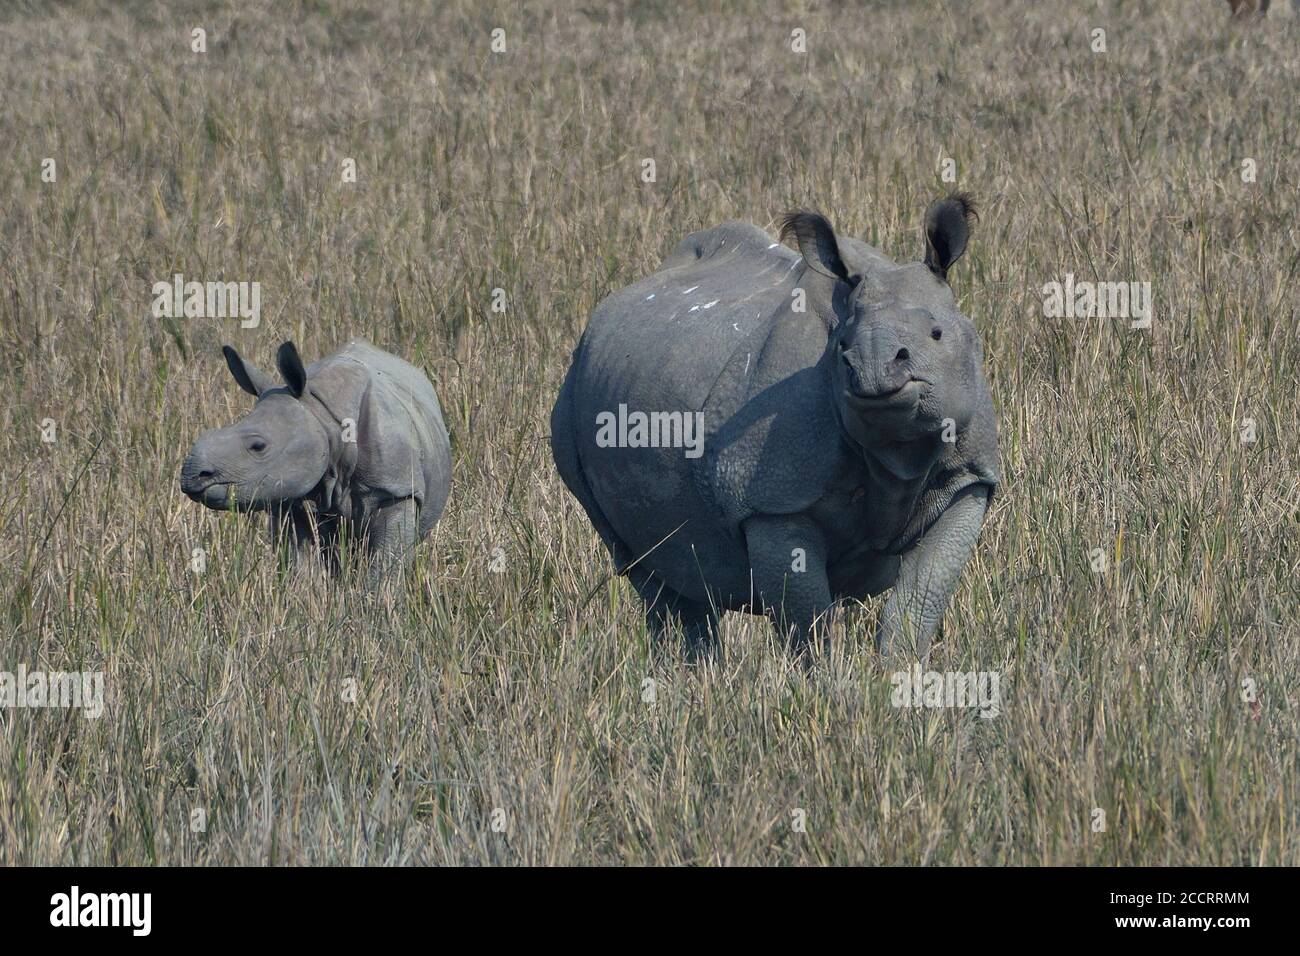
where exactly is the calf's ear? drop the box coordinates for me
[276,341,308,398]
[779,209,854,284]
[923,192,977,280]
[222,345,275,397]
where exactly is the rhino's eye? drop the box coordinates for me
[248,439,268,454]
[930,327,943,341]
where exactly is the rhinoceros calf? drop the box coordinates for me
[180,339,451,578]
[551,196,998,660]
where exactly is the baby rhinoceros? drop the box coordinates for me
[180,339,451,580]
[551,195,999,661]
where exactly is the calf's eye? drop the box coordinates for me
[930,327,942,341]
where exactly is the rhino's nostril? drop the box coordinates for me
[894,347,910,363]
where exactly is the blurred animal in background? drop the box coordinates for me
[1225,0,1271,17]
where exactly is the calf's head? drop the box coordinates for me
[780,194,983,477]
[180,342,329,510]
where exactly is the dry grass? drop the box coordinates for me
[0,0,1297,865]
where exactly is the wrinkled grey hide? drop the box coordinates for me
[181,339,451,580]
[551,196,998,660]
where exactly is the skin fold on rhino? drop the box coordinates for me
[551,195,999,661]
[179,338,451,581]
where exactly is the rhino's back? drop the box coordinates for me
[336,340,445,423]
[578,221,802,410]
[560,222,818,602]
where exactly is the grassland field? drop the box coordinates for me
[0,0,1297,865]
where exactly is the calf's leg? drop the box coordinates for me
[268,501,317,568]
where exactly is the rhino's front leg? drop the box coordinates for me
[315,512,342,574]
[876,484,990,664]
[365,496,419,586]
[743,513,833,655]
[268,501,317,566]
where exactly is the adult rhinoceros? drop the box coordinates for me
[551,195,998,660]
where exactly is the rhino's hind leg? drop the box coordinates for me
[550,368,635,572]
[627,565,720,661]
[365,496,419,586]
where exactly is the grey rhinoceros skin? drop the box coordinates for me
[180,339,451,580]
[551,196,999,660]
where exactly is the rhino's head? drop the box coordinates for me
[781,195,983,478]
[180,342,329,511]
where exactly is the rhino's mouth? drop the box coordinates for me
[181,473,244,510]
[184,477,279,512]
[183,480,232,509]
[850,378,926,404]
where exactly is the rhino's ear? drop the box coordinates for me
[222,345,275,397]
[923,192,977,281]
[779,209,854,284]
[276,341,308,398]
